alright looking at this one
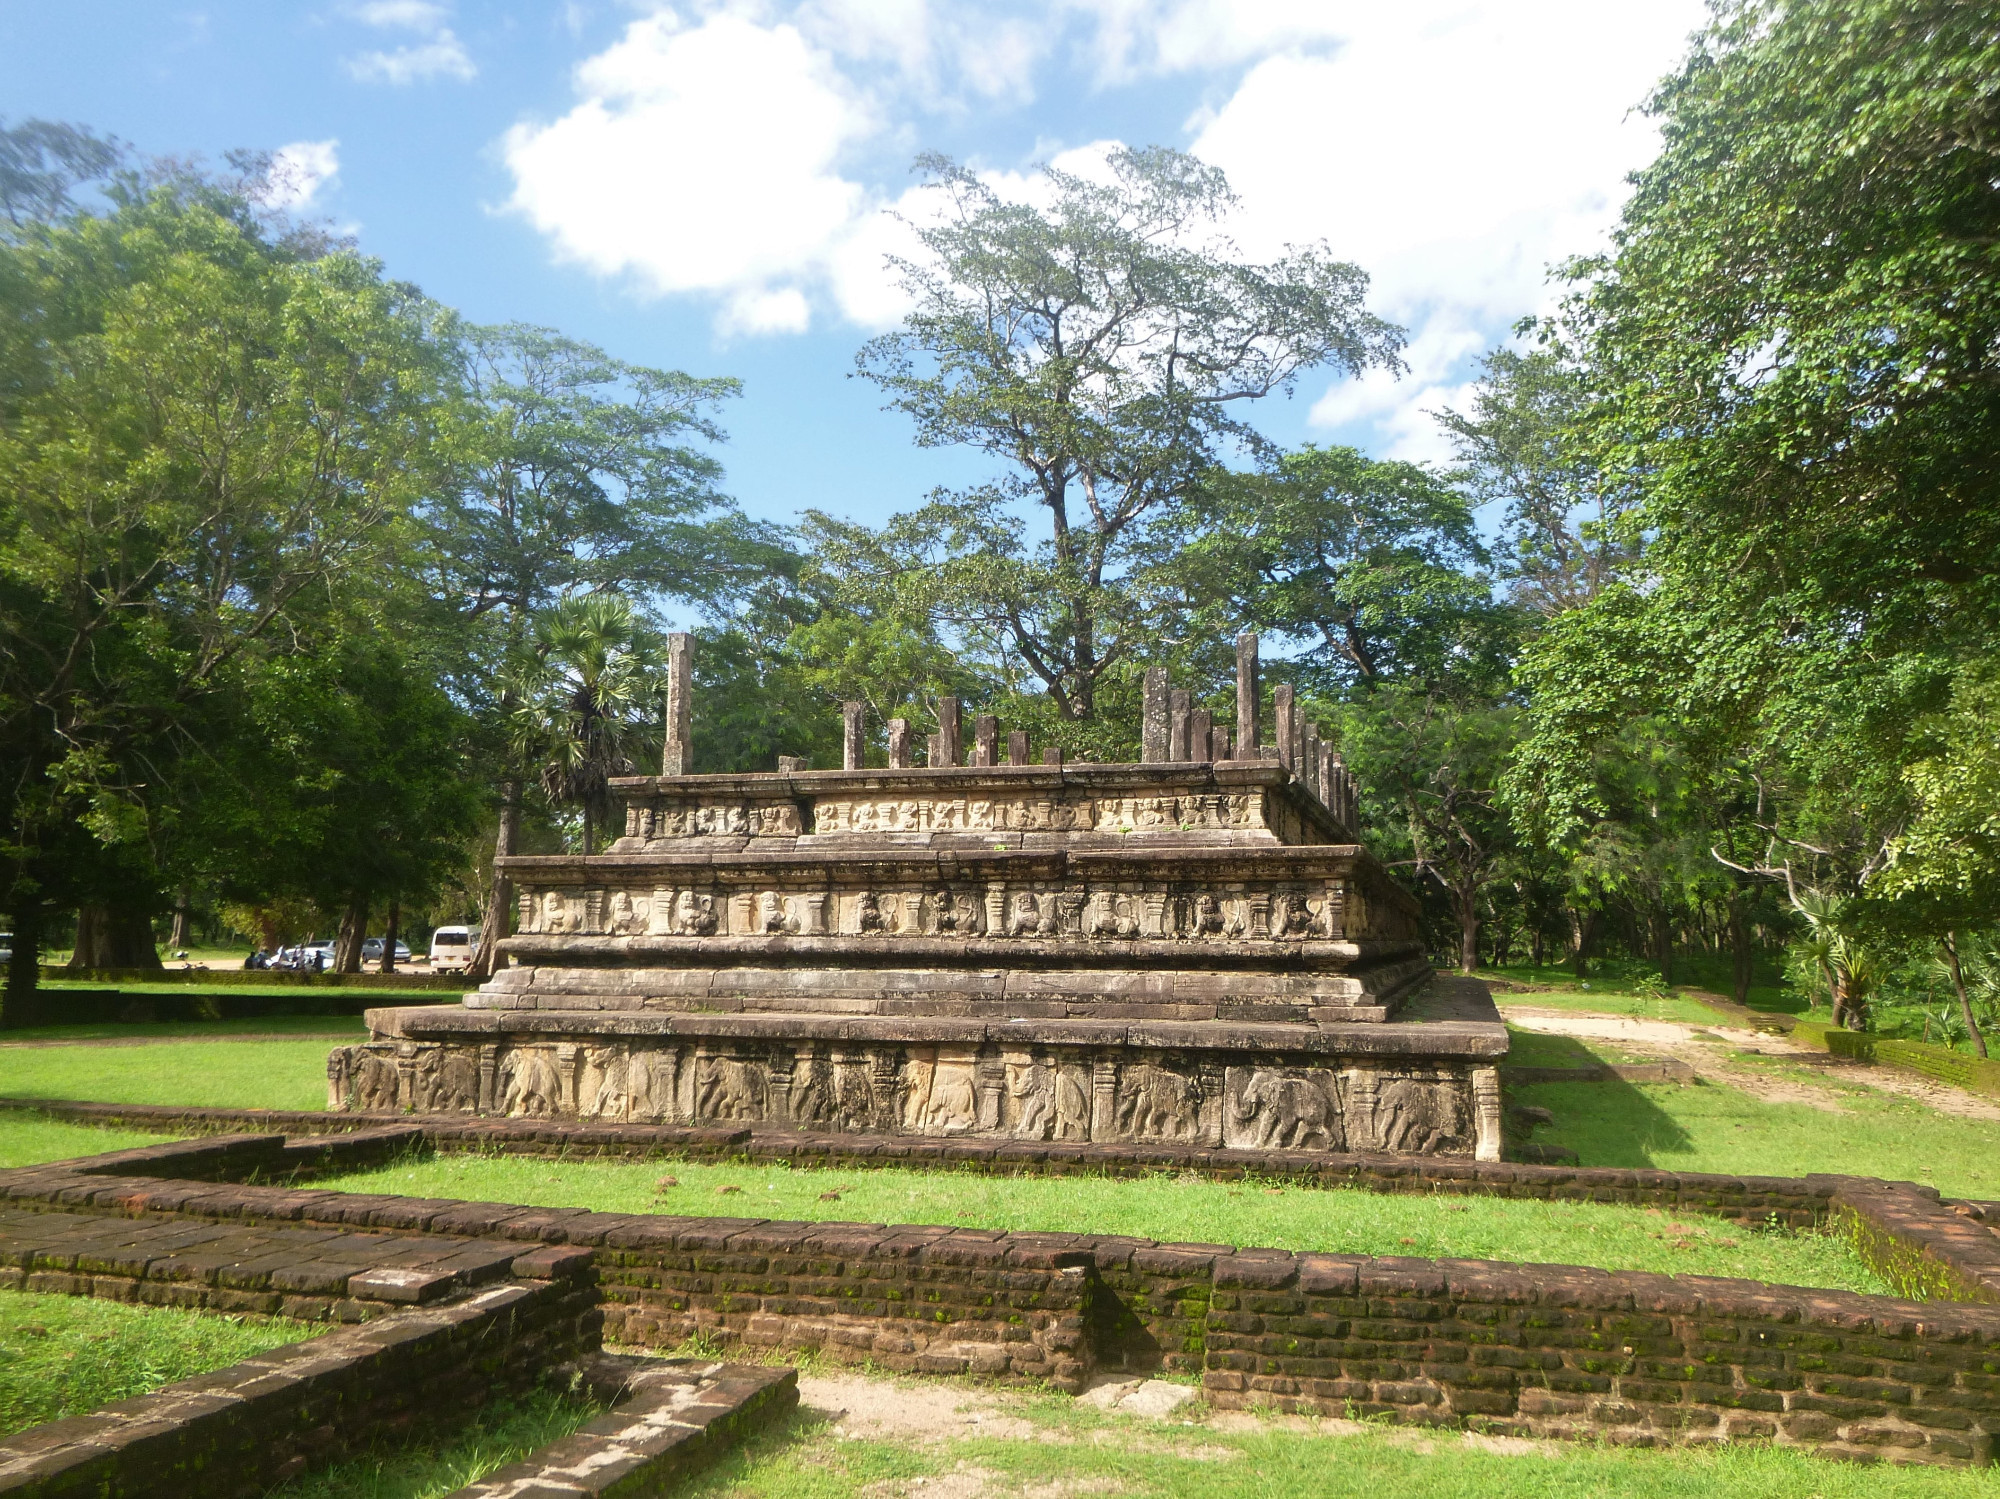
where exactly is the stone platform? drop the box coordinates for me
[331,648,1509,1159]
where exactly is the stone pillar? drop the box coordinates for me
[1142,667,1170,762]
[661,631,692,775]
[1303,724,1322,800]
[1210,725,1232,761]
[1346,1067,1379,1152]
[1042,746,1064,766]
[1273,683,1295,771]
[1235,632,1259,757]
[972,714,999,767]
[842,702,865,770]
[1007,729,1030,766]
[1320,745,1339,819]
[778,754,807,773]
[1168,690,1192,761]
[887,718,912,768]
[1188,708,1212,761]
[1472,1067,1503,1162]
[926,732,945,767]
[938,696,962,767]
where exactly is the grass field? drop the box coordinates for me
[314,1150,1886,1292]
[674,1373,2000,1499]
[270,1389,598,1499]
[0,1290,315,1440]
[0,1113,171,1167]
[0,1038,335,1110]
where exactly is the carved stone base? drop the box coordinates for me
[332,981,1507,1161]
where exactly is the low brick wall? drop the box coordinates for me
[1196,1250,2000,1465]
[0,1276,601,1499]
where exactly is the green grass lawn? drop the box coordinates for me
[0,1113,173,1167]
[0,1290,316,1439]
[0,1038,334,1110]
[1495,987,1730,1028]
[270,1388,599,1499]
[315,1151,1885,1292]
[678,1377,2000,1499]
[1518,1055,2000,1200]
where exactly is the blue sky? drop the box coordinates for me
[1,1,1707,539]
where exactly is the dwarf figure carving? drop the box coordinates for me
[674,889,716,935]
[1007,891,1041,937]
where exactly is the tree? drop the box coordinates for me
[423,324,774,976]
[0,118,119,230]
[1150,444,1507,695]
[0,168,450,1017]
[506,595,660,857]
[854,146,1403,723]
[1438,344,1638,617]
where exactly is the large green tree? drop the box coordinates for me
[851,146,1403,727]
[1506,0,2000,985]
[0,160,449,1014]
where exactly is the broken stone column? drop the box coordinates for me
[1007,730,1029,766]
[1142,667,1170,763]
[972,714,998,767]
[842,702,865,771]
[938,697,962,767]
[1273,683,1295,771]
[1236,632,1259,758]
[887,718,912,768]
[1188,708,1213,761]
[1211,725,1233,762]
[661,631,692,776]
[1042,746,1064,766]
[778,754,807,773]
[1168,690,1192,761]
[1303,723,1322,801]
[926,733,945,767]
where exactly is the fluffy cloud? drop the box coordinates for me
[505,11,881,329]
[501,0,1707,451]
[344,0,476,84]
[259,139,341,211]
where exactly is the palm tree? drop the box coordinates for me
[507,595,660,855]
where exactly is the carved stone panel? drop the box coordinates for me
[1223,1066,1345,1151]
[1111,1060,1207,1143]
[1370,1069,1476,1157]
[901,1046,981,1134]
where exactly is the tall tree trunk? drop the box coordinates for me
[68,904,105,968]
[1569,907,1598,980]
[1944,932,1988,1059]
[1530,924,1545,968]
[1651,909,1675,986]
[380,895,401,975]
[1727,900,1754,1005]
[335,895,367,974]
[469,780,520,981]
[169,888,192,951]
[3,902,41,1029]
[1456,894,1480,975]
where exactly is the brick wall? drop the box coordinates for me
[0,1276,600,1498]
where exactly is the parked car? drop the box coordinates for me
[360,938,412,964]
[429,925,473,973]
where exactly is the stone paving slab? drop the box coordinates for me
[0,1203,531,1313]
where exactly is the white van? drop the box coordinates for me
[429,925,474,973]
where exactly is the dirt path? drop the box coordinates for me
[1501,1004,2000,1122]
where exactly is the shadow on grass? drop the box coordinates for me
[1508,1078,1697,1168]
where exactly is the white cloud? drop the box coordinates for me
[259,139,341,211]
[344,0,476,83]
[1183,0,1708,455]
[504,10,889,331]
[499,0,1707,419]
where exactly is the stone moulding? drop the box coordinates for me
[346,753,1505,1161]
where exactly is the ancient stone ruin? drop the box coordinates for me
[331,634,1508,1158]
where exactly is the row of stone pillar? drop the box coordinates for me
[1138,633,1362,832]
